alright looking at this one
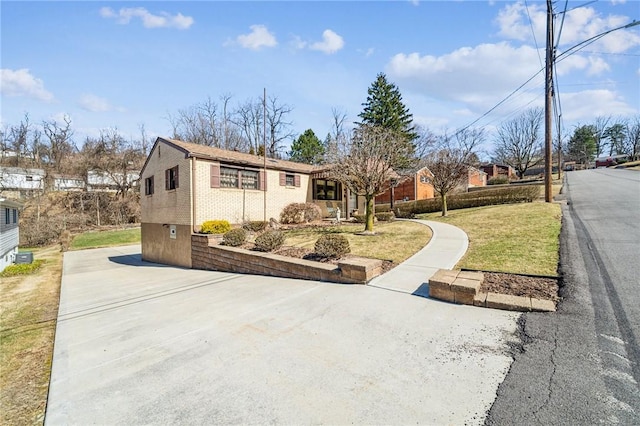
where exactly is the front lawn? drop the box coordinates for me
[0,245,62,425]
[70,227,141,250]
[418,202,561,276]
[283,221,432,264]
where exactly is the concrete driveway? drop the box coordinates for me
[46,244,518,425]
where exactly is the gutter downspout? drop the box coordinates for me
[191,157,197,232]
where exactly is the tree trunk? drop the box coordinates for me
[365,195,374,232]
[441,193,448,217]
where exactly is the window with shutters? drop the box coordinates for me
[285,173,295,186]
[145,176,154,195]
[241,170,259,189]
[280,172,300,187]
[217,166,262,190]
[165,166,178,190]
[220,167,239,188]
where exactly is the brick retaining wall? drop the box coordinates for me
[192,234,381,284]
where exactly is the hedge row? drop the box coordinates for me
[392,185,540,217]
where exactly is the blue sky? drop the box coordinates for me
[2,1,639,154]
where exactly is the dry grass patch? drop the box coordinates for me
[283,221,432,264]
[0,245,62,425]
[418,201,561,276]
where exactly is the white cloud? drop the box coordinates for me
[100,7,193,30]
[78,94,112,112]
[234,25,277,50]
[309,29,344,54]
[495,2,640,54]
[387,42,543,111]
[561,89,637,121]
[0,68,54,102]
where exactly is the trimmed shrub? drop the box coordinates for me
[223,228,247,247]
[352,214,367,223]
[280,203,322,224]
[395,185,540,215]
[487,176,510,185]
[242,221,268,233]
[200,220,232,234]
[375,212,395,222]
[393,206,416,219]
[254,230,285,252]
[314,234,350,259]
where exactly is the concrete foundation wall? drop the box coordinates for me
[191,234,381,284]
[142,223,192,268]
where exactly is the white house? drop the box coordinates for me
[0,167,45,191]
[0,198,22,272]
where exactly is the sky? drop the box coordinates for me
[1,0,639,156]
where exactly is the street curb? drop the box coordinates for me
[429,269,556,312]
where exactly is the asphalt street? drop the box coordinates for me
[45,244,518,425]
[487,168,640,425]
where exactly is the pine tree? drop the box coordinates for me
[357,73,417,142]
[289,129,324,164]
[568,125,597,165]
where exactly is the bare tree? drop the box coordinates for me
[593,116,611,157]
[81,129,145,197]
[623,115,640,159]
[41,115,75,188]
[328,125,420,233]
[233,98,264,154]
[1,113,32,167]
[167,96,219,146]
[492,107,544,179]
[265,96,294,158]
[426,128,484,216]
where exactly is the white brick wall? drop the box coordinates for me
[140,141,192,225]
[194,159,310,225]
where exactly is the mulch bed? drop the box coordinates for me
[480,272,559,302]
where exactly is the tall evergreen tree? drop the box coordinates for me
[357,73,417,141]
[568,125,597,165]
[289,129,324,164]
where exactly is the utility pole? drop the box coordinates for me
[263,88,267,223]
[544,0,554,202]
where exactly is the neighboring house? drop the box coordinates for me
[481,164,517,181]
[87,170,140,192]
[375,167,435,205]
[53,174,85,191]
[0,167,45,192]
[0,198,21,272]
[140,137,364,267]
[466,167,487,189]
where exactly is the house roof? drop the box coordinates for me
[142,137,320,175]
[0,197,23,209]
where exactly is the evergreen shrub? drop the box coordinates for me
[222,228,247,247]
[254,230,285,252]
[314,234,350,259]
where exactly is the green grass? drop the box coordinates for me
[418,201,561,276]
[283,221,432,264]
[70,227,141,250]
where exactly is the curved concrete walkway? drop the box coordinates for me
[368,219,469,295]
